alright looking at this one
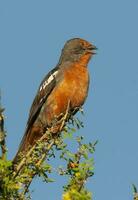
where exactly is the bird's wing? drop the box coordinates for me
[13,66,60,162]
[25,66,59,133]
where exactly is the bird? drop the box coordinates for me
[13,38,97,163]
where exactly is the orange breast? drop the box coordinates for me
[41,63,89,126]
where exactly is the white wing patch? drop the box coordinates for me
[39,70,58,92]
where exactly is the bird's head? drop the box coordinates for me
[59,38,97,65]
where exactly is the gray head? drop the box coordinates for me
[58,38,97,64]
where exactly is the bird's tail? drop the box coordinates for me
[13,125,43,165]
[13,127,34,165]
[12,131,29,164]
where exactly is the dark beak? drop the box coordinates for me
[87,45,98,54]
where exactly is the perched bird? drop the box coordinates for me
[13,38,97,163]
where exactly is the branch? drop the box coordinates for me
[60,137,95,200]
[14,101,70,176]
[0,98,7,160]
[22,101,71,195]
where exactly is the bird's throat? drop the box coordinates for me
[78,53,92,66]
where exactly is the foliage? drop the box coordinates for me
[60,137,97,200]
[132,184,138,200]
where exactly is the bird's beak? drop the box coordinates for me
[87,45,98,54]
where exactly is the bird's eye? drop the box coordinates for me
[74,46,84,54]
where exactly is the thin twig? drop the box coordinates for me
[59,100,70,131]
[13,130,52,178]
[22,139,55,196]
[0,93,7,160]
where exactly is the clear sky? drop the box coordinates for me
[0,0,138,199]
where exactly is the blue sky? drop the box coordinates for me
[0,0,138,199]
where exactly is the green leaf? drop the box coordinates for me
[132,184,138,193]
[45,178,55,183]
